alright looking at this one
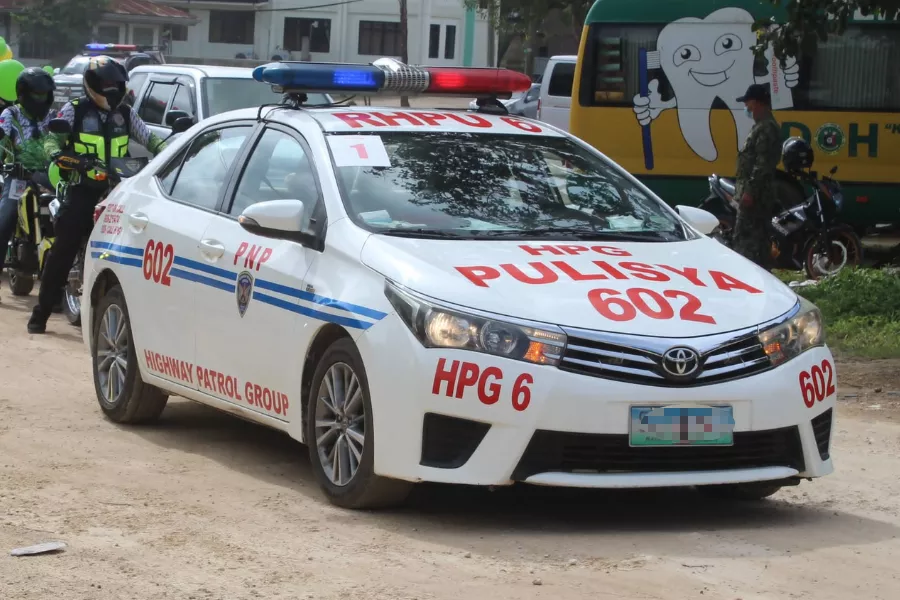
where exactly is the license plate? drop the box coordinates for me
[629,405,734,447]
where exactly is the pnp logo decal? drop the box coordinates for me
[816,123,845,155]
[236,270,254,317]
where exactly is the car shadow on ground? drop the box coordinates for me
[132,398,900,562]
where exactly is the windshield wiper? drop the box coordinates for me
[475,227,678,242]
[377,228,466,239]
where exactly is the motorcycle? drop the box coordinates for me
[53,152,148,326]
[47,117,150,326]
[0,130,59,296]
[699,166,863,279]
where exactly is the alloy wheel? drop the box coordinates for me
[314,362,366,487]
[96,304,129,404]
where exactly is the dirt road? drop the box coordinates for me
[2,294,900,600]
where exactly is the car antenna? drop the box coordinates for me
[256,102,286,122]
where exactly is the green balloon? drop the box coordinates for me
[0,38,7,58]
[0,60,25,102]
[43,65,54,75]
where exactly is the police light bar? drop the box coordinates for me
[85,43,138,52]
[251,58,532,97]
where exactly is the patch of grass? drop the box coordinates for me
[794,268,900,358]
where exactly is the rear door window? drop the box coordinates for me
[548,62,575,98]
[139,82,177,125]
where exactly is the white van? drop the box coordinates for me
[537,55,576,131]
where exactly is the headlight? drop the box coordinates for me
[384,280,566,366]
[757,299,824,367]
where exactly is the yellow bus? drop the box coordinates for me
[570,0,900,228]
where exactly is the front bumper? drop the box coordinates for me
[358,313,836,489]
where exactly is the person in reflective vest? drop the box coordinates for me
[28,55,167,334]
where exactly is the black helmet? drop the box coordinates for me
[16,67,55,121]
[83,55,128,111]
[124,53,153,72]
[781,136,814,172]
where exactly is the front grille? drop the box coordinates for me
[811,408,833,460]
[560,332,771,387]
[511,427,805,480]
[420,413,491,469]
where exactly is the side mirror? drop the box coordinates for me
[830,166,838,175]
[676,205,720,236]
[171,116,194,134]
[165,110,191,127]
[238,199,319,247]
[49,118,72,134]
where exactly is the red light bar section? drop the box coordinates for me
[424,68,532,95]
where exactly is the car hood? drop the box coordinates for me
[54,74,83,86]
[360,235,798,338]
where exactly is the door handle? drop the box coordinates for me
[128,212,149,232]
[199,239,225,260]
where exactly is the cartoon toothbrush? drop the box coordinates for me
[638,48,660,171]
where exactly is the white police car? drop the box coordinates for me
[81,59,836,509]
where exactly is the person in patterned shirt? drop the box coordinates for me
[0,67,55,301]
[28,56,167,333]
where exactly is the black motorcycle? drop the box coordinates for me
[700,166,862,278]
[47,118,150,326]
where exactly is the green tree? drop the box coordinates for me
[756,0,900,60]
[466,0,591,68]
[14,0,110,58]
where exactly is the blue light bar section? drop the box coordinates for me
[252,62,385,93]
[85,43,110,50]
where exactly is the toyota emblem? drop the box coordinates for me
[661,347,701,379]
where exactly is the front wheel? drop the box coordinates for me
[804,227,863,279]
[306,338,413,509]
[92,284,168,423]
[7,269,34,296]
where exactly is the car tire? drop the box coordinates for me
[306,338,412,509]
[92,284,168,424]
[697,481,783,501]
[8,270,34,296]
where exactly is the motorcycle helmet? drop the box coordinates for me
[782,136,814,173]
[83,55,128,111]
[16,67,56,121]
[124,53,153,72]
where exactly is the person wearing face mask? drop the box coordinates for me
[0,67,55,303]
[731,83,781,269]
[27,55,167,334]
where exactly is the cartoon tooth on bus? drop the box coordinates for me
[632,7,800,162]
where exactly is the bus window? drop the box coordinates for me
[579,26,676,107]
[792,25,900,111]
[548,62,576,98]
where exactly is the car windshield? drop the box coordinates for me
[202,77,329,116]
[330,132,690,241]
[61,57,90,75]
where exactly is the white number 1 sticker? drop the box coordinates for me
[327,135,391,167]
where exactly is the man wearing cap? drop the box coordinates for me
[732,83,782,268]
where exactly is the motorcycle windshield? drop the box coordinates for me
[109,157,149,178]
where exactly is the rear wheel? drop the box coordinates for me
[698,481,783,501]
[7,269,34,296]
[92,284,168,424]
[306,338,412,509]
[63,250,84,326]
[804,228,863,279]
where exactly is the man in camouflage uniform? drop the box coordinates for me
[732,83,782,268]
